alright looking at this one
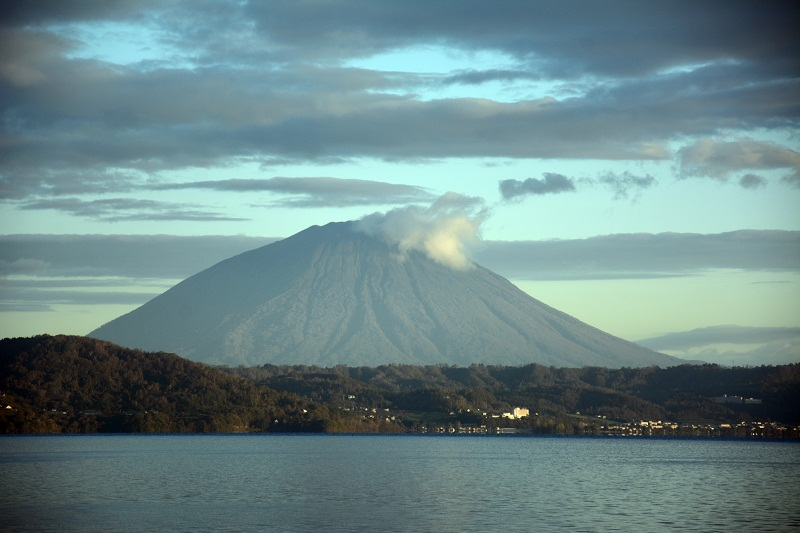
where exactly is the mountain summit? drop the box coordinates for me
[90,222,680,368]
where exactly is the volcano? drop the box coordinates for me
[90,222,680,368]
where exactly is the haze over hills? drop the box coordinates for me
[90,221,682,368]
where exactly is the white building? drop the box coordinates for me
[501,407,530,419]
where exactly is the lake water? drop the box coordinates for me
[1,434,798,532]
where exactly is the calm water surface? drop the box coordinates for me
[1,434,798,532]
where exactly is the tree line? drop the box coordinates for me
[225,361,800,432]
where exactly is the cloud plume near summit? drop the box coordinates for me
[354,193,487,271]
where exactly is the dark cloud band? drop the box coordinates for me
[2,230,796,284]
[152,177,434,207]
[473,230,800,280]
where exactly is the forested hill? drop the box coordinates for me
[226,362,800,431]
[0,335,344,434]
[1,335,798,436]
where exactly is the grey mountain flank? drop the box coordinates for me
[90,222,681,368]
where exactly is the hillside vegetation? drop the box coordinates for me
[1,335,798,436]
[226,362,800,435]
[0,335,380,434]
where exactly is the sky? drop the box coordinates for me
[1,0,799,366]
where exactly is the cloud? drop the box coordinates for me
[638,325,800,351]
[684,341,800,366]
[242,2,799,77]
[0,1,159,27]
[0,28,70,87]
[0,234,276,279]
[19,198,247,222]
[782,173,800,189]
[473,230,800,280]
[0,302,53,313]
[739,173,768,189]
[153,177,434,207]
[0,258,48,275]
[442,69,540,86]
[596,171,657,200]
[0,1,796,199]
[678,138,800,186]
[0,0,798,260]
[0,286,159,307]
[354,193,487,270]
[637,326,800,366]
[3,230,797,286]
[499,173,575,199]
[2,229,797,320]
[499,171,657,202]
[0,234,277,310]
[1,168,146,200]
[0,272,166,313]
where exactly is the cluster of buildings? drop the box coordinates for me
[488,407,530,420]
[713,394,762,405]
[598,419,797,439]
[420,424,522,434]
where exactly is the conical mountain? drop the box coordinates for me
[90,222,681,368]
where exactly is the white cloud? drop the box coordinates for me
[354,193,487,270]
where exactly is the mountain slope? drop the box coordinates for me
[90,222,681,368]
